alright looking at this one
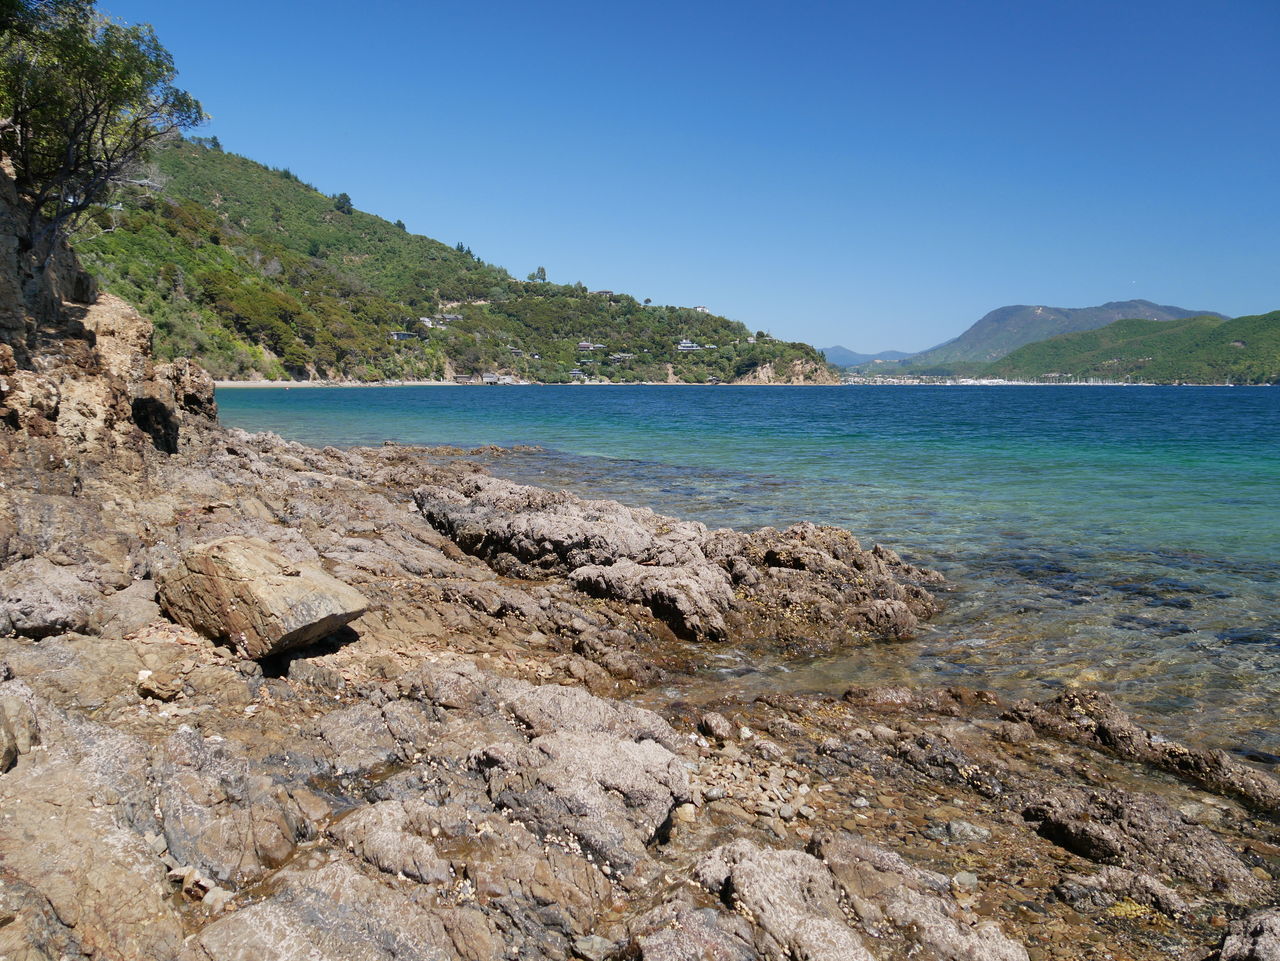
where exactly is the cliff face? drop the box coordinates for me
[0,155,215,474]
[732,357,840,385]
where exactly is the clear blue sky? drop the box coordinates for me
[104,0,1277,352]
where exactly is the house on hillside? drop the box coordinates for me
[694,306,710,314]
[389,331,416,341]
[577,341,597,351]
[676,339,702,351]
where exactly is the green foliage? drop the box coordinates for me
[0,0,202,257]
[987,311,1280,384]
[77,138,828,383]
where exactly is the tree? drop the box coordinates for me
[333,192,353,214]
[0,0,203,261]
[393,218,405,231]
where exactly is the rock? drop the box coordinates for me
[326,800,452,884]
[0,556,99,638]
[694,839,876,961]
[1023,786,1266,901]
[624,901,756,961]
[0,704,16,771]
[1056,866,1190,918]
[924,818,992,843]
[181,859,457,961]
[154,725,312,886]
[476,727,688,874]
[415,475,943,649]
[0,725,184,959]
[157,535,368,658]
[699,710,735,741]
[1218,906,1280,961]
[813,831,1027,960]
[1008,690,1280,816]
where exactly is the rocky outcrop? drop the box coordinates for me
[732,358,841,385]
[1008,689,1280,816]
[157,536,369,657]
[415,474,943,651]
[1022,786,1267,902]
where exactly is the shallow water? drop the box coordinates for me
[217,384,1280,759]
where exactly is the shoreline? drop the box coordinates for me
[213,377,1275,389]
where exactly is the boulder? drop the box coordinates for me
[1219,907,1280,961]
[0,555,99,638]
[156,536,368,658]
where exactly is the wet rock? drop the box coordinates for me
[1055,866,1190,918]
[154,725,314,886]
[157,535,369,658]
[1008,690,1280,816]
[694,838,875,961]
[699,710,735,741]
[1023,786,1266,901]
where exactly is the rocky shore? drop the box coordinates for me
[2,160,1279,960]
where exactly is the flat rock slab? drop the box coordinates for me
[157,535,368,658]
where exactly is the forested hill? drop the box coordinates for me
[986,310,1280,384]
[76,139,830,383]
[903,300,1223,368]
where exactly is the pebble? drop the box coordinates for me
[952,871,980,893]
[923,819,991,844]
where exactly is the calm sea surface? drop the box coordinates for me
[217,385,1280,760]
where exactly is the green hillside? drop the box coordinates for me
[987,310,1280,384]
[76,139,827,383]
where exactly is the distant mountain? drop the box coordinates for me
[986,310,1280,384]
[821,346,913,367]
[905,300,1226,368]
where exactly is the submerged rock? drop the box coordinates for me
[156,535,368,658]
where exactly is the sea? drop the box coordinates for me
[217,384,1280,762]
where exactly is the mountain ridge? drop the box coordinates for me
[903,299,1225,368]
[986,310,1280,384]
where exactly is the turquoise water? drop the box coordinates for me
[217,385,1280,759]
